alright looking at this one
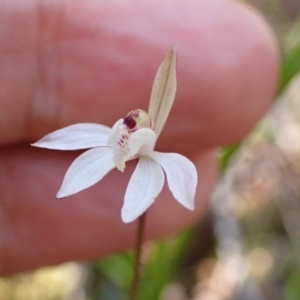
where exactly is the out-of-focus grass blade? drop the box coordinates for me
[96,231,193,300]
[284,266,300,300]
[279,39,300,93]
[220,144,240,172]
[137,231,194,300]
[97,252,134,290]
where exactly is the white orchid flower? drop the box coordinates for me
[32,47,198,223]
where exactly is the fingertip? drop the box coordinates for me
[156,0,280,151]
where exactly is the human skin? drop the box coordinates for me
[0,0,279,275]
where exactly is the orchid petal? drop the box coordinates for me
[57,147,115,198]
[148,47,177,138]
[128,128,156,156]
[107,119,125,146]
[113,146,131,173]
[107,119,131,172]
[32,123,111,150]
[122,157,164,223]
[150,152,197,210]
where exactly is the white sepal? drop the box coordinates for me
[148,47,177,138]
[128,128,157,156]
[57,147,115,198]
[122,157,164,223]
[32,123,111,150]
[150,152,197,210]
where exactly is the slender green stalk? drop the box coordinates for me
[130,213,147,300]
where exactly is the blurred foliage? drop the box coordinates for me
[94,230,195,300]
[280,38,300,93]
[284,266,300,300]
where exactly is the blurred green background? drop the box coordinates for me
[2,0,300,299]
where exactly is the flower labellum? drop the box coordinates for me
[107,109,156,172]
[32,47,198,223]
